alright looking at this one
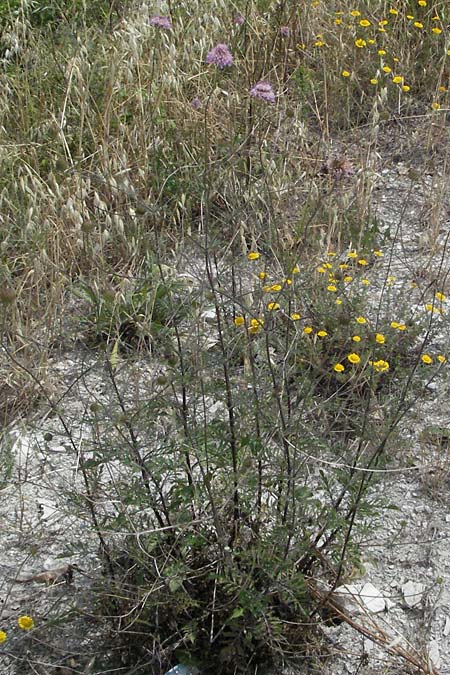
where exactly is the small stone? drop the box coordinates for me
[444,616,450,636]
[402,580,425,608]
[428,640,441,668]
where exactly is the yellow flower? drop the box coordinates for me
[435,292,446,302]
[323,262,333,269]
[362,279,370,286]
[284,278,292,285]
[439,86,447,92]
[437,355,447,363]
[344,276,353,283]
[317,266,326,273]
[392,76,403,84]
[432,27,442,34]
[335,18,343,25]
[356,316,367,325]
[0,631,6,643]
[347,251,358,259]
[370,78,379,85]
[372,359,389,372]
[375,333,385,344]
[317,330,328,337]
[418,0,427,6]
[247,252,260,260]
[250,318,263,328]
[340,263,349,269]
[355,38,367,48]
[373,249,383,257]
[234,316,245,326]
[402,85,411,92]
[327,251,337,257]
[258,271,266,280]
[389,8,398,15]
[378,49,387,55]
[390,321,406,330]
[358,258,368,266]
[327,284,338,292]
[270,284,282,291]
[368,38,375,44]
[382,65,392,73]
[414,21,423,28]
[421,354,432,364]
[336,298,343,305]
[292,265,300,274]
[267,302,280,311]
[359,19,371,27]
[314,40,325,47]
[334,363,345,373]
[387,275,396,284]
[350,10,361,17]
[378,21,388,27]
[352,335,361,342]
[290,313,301,321]
[303,326,313,334]
[431,102,441,110]
[263,285,272,292]
[342,70,351,78]
[18,616,34,631]
[347,353,361,364]
[407,15,414,20]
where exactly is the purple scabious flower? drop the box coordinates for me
[206,43,233,68]
[250,81,276,104]
[149,15,172,30]
[190,96,202,110]
[234,13,245,25]
[280,25,290,37]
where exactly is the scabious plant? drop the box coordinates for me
[206,43,233,68]
[250,80,276,103]
[149,15,172,30]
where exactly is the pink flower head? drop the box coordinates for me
[234,13,245,25]
[250,80,276,104]
[190,96,202,110]
[280,25,290,37]
[149,15,172,30]
[206,43,233,68]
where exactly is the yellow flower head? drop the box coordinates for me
[270,284,282,292]
[234,316,245,327]
[350,10,361,17]
[342,70,351,78]
[290,313,301,321]
[373,249,383,257]
[0,631,6,643]
[327,284,338,292]
[352,335,361,342]
[435,292,446,302]
[347,251,358,259]
[358,258,368,266]
[432,27,442,34]
[402,85,411,92]
[437,355,447,363]
[334,363,345,373]
[421,354,432,364]
[375,333,385,344]
[370,78,379,85]
[247,252,260,261]
[317,330,328,337]
[362,279,370,286]
[373,359,389,372]
[356,316,367,325]
[18,616,34,631]
[344,276,353,283]
[383,65,392,73]
[292,265,300,274]
[355,38,367,48]
[359,19,371,27]
[267,302,280,311]
[303,326,313,334]
[347,353,361,364]
[389,8,398,15]
[392,76,403,84]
